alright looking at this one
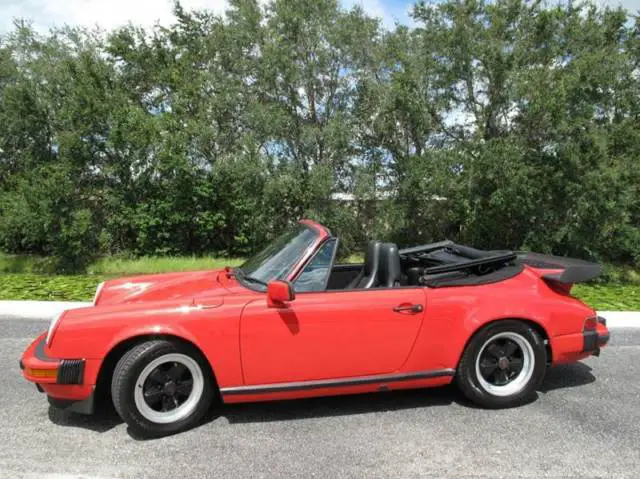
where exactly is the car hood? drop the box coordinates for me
[94,268,244,306]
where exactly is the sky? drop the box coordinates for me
[0,0,414,34]
[0,0,636,35]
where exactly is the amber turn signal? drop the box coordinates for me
[25,368,57,379]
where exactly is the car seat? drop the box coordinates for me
[378,243,402,287]
[346,240,382,289]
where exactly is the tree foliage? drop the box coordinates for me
[0,0,639,271]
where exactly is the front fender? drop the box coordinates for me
[48,298,246,389]
[105,322,204,358]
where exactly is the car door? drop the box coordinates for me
[239,288,426,385]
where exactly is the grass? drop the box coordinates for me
[0,253,243,275]
[0,274,105,301]
[572,284,640,311]
[0,253,244,301]
[0,252,638,310]
[0,272,637,311]
[88,256,244,275]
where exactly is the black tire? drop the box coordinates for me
[111,339,215,437]
[456,320,547,408]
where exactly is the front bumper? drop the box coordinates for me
[20,334,85,385]
[21,333,95,414]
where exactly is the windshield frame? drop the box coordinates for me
[235,221,329,292]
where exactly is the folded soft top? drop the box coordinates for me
[399,241,601,287]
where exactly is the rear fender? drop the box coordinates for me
[402,278,554,372]
[453,311,551,366]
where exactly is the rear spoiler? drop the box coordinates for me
[516,252,601,284]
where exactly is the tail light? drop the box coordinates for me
[583,316,598,331]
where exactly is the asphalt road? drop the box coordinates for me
[1,317,639,479]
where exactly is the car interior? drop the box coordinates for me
[325,240,523,290]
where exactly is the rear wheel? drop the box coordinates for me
[456,320,546,408]
[111,340,214,437]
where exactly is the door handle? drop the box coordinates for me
[393,304,424,313]
[195,304,219,310]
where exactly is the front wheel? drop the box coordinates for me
[456,320,547,408]
[111,340,215,437]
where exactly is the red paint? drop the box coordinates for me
[20,220,610,408]
[241,288,426,384]
[266,280,295,307]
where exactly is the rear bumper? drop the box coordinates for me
[551,316,610,365]
[582,316,610,356]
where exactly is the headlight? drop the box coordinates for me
[93,281,105,305]
[45,312,64,346]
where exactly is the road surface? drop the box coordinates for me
[1,317,639,478]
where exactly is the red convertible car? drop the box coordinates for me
[21,220,610,437]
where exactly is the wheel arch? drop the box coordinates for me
[93,333,219,405]
[458,317,552,369]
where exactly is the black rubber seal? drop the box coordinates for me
[57,359,85,385]
[34,338,58,363]
[583,330,598,352]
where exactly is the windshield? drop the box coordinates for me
[239,224,319,286]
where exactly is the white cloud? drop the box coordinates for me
[341,0,395,29]
[0,0,400,35]
[596,0,640,13]
[0,0,230,34]
[7,0,633,38]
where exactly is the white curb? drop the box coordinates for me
[0,301,92,320]
[0,301,639,327]
[598,311,640,329]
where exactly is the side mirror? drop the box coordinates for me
[267,280,295,308]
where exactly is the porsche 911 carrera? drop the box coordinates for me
[20,220,610,437]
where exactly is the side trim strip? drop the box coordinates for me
[220,368,456,396]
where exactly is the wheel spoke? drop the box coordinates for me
[504,341,518,357]
[494,369,509,385]
[166,363,188,382]
[148,368,165,385]
[479,358,498,377]
[509,357,524,374]
[143,387,163,406]
[486,343,502,359]
[176,379,193,396]
[163,395,179,411]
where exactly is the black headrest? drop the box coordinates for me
[379,242,401,287]
[364,240,382,275]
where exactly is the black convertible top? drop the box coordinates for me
[398,241,600,288]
